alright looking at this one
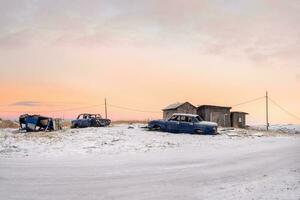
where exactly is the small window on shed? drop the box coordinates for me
[238,117,242,123]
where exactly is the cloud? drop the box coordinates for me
[0,0,299,69]
[296,74,300,81]
[11,101,42,107]
[9,101,88,107]
[0,28,50,49]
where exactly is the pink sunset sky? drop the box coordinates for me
[0,0,299,124]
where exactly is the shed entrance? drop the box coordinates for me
[210,112,229,127]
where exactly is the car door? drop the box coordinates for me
[166,116,180,132]
[83,116,91,127]
[75,115,84,127]
[178,116,194,133]
[78,115,89,127]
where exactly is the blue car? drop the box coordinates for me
[19,114,62,132]
[71,114,111,128]
[148,113,218,135]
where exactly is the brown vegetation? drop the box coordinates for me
[0,119,19,128]
[112,120,149,125]
[62,120,72,128]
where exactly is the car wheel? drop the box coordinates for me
[94,120,100,127]
[99,121,106,127]
[105,120,111,126]
[71,124,76,128]
[152,125,162,131]
[194,129,203,134]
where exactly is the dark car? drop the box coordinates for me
[148,113,218,135]
[71,114,111,128]
[19,114,62,132]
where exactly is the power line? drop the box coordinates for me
[231,96,265,107]
[1,96,265,114]
[1,96,299,123]
[38,104,105,113]
[108,104,161,113]
[268,97,300,121]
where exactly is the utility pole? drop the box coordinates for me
[266,91,269,131]
[104,98,108,119]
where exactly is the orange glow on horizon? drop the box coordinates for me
[0,1,299,124]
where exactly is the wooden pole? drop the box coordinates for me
[266,91,269,131]
[105,98,107,119]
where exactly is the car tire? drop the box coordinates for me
[194,129,203,134]
[152,125,162,131]
[71,124,77,129]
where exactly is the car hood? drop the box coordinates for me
[149,120,164,123]
[198,121,218,127]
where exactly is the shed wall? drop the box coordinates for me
[231,113,247,128]
[163,103,197,120]
[163,110,176,120]
[197,107,231,127]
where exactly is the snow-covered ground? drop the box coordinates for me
[250,124,300,134]
[0,124,300,200]
[0,124,298,158]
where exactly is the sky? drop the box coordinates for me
[0,0,299,124]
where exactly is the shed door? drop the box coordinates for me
[210,112,226,127]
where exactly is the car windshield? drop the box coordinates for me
[169,115,203,122]
[78,115,85,119]
[169,115,179,121]
[194,116,203,122]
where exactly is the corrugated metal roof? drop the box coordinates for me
[231,111,249,115]
[198,105,232,110]
[163,102,184,110]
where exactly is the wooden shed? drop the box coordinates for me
[163,102,197,120]
[231,112,248,128]
[197,105,232,127]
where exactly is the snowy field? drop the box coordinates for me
[251,124,300,134]
[0,124,300,200]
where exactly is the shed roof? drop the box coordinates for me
[198,105,232,110]
[231,111,249,115]
[163,102,196,111]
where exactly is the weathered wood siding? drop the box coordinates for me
[231,112,247,128]
[163,102,197,120]
[197,106,231,127]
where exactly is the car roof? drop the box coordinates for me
[172,113,199,117]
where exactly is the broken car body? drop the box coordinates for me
[19,114,62,132]
[71,114,111,128]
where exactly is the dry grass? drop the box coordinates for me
[247,126,297,136]
[112,120,149,125]
[0,119,72,129]
[0,120,19,128]
[0,119,148,129]
[62,120,72,128]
